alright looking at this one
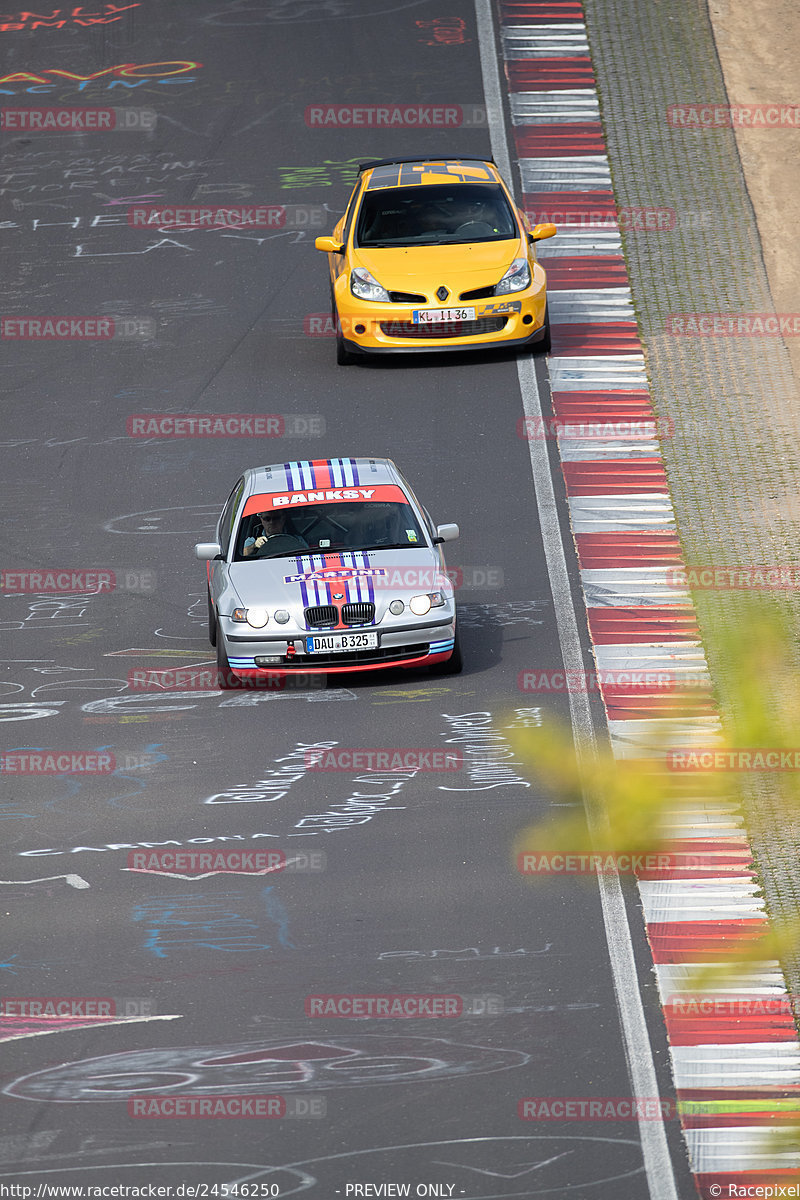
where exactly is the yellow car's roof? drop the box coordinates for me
[363,158,499,191]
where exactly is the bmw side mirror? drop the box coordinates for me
[434,523,459,544]
[195,542,222,560]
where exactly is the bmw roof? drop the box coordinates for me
[245,458,402,495]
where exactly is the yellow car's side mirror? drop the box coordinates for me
[315,236,345,253]
[529,223,557,242]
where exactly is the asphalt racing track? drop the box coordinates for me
[0,1,712,1196]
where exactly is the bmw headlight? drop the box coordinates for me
[494,257,531,294]
[246,607,269,628]
[350,267,391,303]
[409,592,446,616]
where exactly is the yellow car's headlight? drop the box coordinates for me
[495,257,531,294]
[350,267,391,303]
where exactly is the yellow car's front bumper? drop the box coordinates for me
[332,276,549,355]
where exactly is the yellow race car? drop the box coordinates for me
[314,156,556,364]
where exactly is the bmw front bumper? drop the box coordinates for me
[222,617,457,676]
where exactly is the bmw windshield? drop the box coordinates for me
[234,500,428,561]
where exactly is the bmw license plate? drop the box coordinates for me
[412,307,475,324]
[306,632,378,653]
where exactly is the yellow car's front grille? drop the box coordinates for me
[380,317,508,340]
[459,285,497,301]
[388,290,427,303]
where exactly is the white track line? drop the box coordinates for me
[474,3,680,1196]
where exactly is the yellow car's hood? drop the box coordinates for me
[352,239,526,291]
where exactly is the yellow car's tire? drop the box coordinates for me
[533,302,551,354]
[335,313,356,365]
[331,291,356,365]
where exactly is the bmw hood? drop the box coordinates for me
[227,548,450,617]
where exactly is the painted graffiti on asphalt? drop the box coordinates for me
[204,742,337,805]
[0,62,202,96]
[0,4,140,31]
[439,713,531,793]
[4,1035,530,1100]
[132,887,292,958]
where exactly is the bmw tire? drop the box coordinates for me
[430,626,463,675]
[216,622,239,689]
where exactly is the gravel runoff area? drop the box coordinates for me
[709,0,800,391]
[582,0,800,994]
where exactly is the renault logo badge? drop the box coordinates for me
[436,286,449,302]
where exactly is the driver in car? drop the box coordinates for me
[454,195,501,234]
[242,510,308,556]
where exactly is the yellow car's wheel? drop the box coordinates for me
[332,300,355,366]
[533,302,551,355]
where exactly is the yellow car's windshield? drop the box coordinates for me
[356,183,518,247]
